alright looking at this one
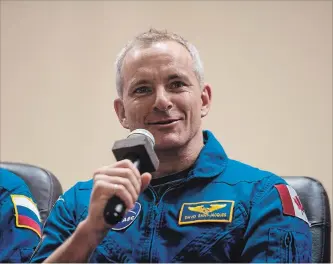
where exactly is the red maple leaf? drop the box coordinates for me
[293,196,304,212]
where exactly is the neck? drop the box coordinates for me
[152,131,204,178]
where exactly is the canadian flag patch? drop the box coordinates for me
[275,184,310,226]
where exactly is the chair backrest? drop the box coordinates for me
[0,162,63,223]
[283,176,331,263]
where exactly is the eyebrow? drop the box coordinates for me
[129,72,190,89]
[130,79,150,88]
[168,73,189,82]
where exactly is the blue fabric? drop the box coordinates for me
[0,168,41,263]
[30,130,312,262]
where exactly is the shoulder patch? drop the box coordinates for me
[10,194,42,237]
[274,184,310,226]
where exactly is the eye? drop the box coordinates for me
[170,81,186,89]
[133,86,152,94]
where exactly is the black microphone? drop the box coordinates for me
[103,129,159,225]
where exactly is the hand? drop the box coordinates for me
[84,159,152,235]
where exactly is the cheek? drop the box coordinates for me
[125,101,149,123]
[181,97,202,120]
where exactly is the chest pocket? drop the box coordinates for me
[89,234,135,263]
[172,203,248,263]
[267,228,311,263]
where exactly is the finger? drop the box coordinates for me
[117,159,141,178]
[94,179,134,210]
[94,159,141,179]
[112,183,135,210]
[94,174,138,203]
[140,172,152,192]
[93,167,141,194]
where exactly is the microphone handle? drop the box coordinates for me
[103,159,140,225]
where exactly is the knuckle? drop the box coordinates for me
[93,165,108,175]
[124,160,139,175]
[93,180,104,190]
[93,173,104,181]
[125,159,133,166]
[120,159,132,167]
[123,168,133,178]
[117,184,125,192]
[93,173,99,180]
[123,177,132,187]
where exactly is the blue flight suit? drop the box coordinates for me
[31,130,312,262]
[0,168,42,262]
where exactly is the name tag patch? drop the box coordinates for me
[178,200,235,225]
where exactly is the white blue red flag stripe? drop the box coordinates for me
[10,194,42,237]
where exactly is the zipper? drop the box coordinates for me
[284,231,293,263]
[159,180,184,202]
[147,186,158,263]
[147,179,188,262]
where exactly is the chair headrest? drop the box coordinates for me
[283,176,331,263]
[0,162,63,223]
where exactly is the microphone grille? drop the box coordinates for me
[127,129,155,147]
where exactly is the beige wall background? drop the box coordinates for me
[0,0,331,214]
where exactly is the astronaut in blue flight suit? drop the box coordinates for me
[30,28,312,263]
[0,168,42,262]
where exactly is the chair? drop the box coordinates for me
[0,162,63,223]
[283,176,331,263]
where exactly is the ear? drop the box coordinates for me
[114,98,129,129]
[200,84,212,118]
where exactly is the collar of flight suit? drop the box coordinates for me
[187,130,228,180]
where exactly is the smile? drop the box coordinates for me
[147,119,180,125]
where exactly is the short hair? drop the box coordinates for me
[115,28,204,97]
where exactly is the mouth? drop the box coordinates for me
[147,119,180,125]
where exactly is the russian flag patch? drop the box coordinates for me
[10,194,42,237]
[275,184,310,226]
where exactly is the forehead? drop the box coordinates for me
[121,41,195,82]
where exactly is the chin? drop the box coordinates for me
[154,134,185,151]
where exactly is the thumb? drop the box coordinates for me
[140,172,152,192]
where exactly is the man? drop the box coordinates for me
[31,29,312,262]
[0,167,42,262]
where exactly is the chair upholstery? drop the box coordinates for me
[0,162,63,223]
[283,176,331,263]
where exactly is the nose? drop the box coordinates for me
[153,87,173,112]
